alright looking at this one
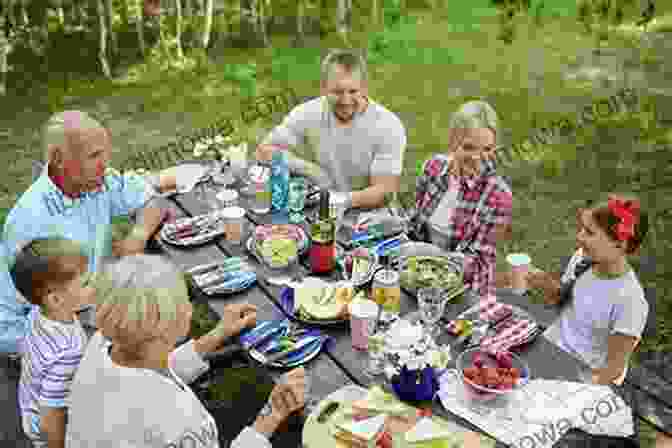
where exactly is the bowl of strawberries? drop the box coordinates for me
[456,348,530,403]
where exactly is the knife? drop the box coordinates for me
[258,336,322,365]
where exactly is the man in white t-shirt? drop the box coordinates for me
[256,49,407,210]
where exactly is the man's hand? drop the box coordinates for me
[210,303,258,341]
[447,156,480,178]
[256,144,275,162]
[111,236,146,257]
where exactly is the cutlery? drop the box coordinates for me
[256,336,322,365]
[240,321,285,350]
[202,274,257,295]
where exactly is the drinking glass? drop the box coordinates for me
[365,328,387,378]
[418,287,449,347]
[288,177,306,224]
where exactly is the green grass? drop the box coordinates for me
[2,2,671,443]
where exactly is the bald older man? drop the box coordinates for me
[0,110,177,355]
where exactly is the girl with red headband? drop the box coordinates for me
[533,194,650,386]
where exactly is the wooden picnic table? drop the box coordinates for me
[151,174,644,448]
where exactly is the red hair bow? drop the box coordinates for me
[608,197,640,242]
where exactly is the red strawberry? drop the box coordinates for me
[473,352,485,368]
[496,352,513,369]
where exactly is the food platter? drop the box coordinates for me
[246,224,310,269]
[282,278,356,326]
[160,214,225,246]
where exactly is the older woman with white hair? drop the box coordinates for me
[0,110,179,356]
[408,101,513,299]
[65,254,306,448]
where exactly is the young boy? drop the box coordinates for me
[10,237,96,448]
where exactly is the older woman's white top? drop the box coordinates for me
[65,332,271,448]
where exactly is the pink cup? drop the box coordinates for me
[349,299,379,350]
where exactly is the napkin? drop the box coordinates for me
[201,271,257,294]
[437,372,635,447]
[479,318,539,356]
[446,299,513,335]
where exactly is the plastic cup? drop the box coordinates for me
[216,189,239,208]
[349,299,379,350]
[221,206,246,245]
[506,253,531,295]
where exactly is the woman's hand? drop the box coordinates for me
[253,368,306,437]
[210,303,258,341]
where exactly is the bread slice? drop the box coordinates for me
[334,414,386,443]
[405,417,453,443]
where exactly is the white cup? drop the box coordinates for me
[506,253,531,295]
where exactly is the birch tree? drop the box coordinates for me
[294,0,306,46]
[0,16,12,96]
[174,0,183,57]
[136,0,146,55]
[336,0,352,44]
[97,0,111,77]
[118,0,129,27]
[201,0,213,48]
[240,0,268,47]
[104,0,117,55]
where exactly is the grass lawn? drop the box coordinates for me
[1,1,670,444]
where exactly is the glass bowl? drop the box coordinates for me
[456,348,530,403]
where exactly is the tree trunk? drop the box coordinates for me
[184,0,192,16]
[240,0,264,47]
[257,0,269,47]
[174,0,183,57]
[135,0,146,55]
[336,0,351,44]
[55,0,65,26]
[0,24,11,96]
[371,0,379,26]
[96,0,111,77]
[19,0,27,26]
[119,0,129,26]
[201,0,213,48]
[294,0,306,46]
[104,0,117,55]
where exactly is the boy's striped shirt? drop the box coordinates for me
[18,307,88,446]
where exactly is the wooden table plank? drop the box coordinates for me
[166,186,643,447]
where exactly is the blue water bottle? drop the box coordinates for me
[270,145,289,213]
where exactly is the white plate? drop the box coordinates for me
[163,163,211,194]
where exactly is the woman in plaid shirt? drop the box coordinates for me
[408,101,512,299]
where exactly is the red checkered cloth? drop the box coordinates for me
[480,318,539,356]
[445,298,513,335]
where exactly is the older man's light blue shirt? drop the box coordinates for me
[0,164,151,354]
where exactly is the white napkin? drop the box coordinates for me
[437,372,634,447]
[165,164,209,193]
